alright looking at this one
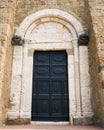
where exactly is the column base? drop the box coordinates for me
[6,118,31,125]
[0,105,6,126]
[73,116,94,125]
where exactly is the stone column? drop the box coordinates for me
[72,39,82,117]
[78,34,94,124]
[20,40,34,120]
[7,46,23,119]
[66,48,76,124]
[67,39,84,125]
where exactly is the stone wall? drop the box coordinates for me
[0,0,104,127]
[0,0,15,125]
[85,0,104,127]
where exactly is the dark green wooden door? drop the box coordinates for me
[31,51,69,121]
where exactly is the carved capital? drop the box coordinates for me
[66,49,74,55]
[78,33,89,46]
[28,49,34,56]
[11,35,24,46]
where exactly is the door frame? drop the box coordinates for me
[26,42,78,124]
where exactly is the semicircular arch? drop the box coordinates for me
[16,9,84,38]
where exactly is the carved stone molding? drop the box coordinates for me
[78,33,89,46]
[28,49,34,56]
[66,49,74,55]
[11,35,24,46]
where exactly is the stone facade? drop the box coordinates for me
[0,0,104,127]
[85,0,104,127]
[0,0,15,125]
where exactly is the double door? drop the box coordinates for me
[32,51,69,121]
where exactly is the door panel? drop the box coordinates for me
[32,51,69,121]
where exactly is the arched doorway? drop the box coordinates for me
[7,9,93,124]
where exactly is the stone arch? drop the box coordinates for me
[7,9,93,125]
[16,9,84,38]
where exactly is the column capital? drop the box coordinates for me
[28,48,35,56]
[78,33,89,46]
[66,49,74,55]
[11,35,24,46]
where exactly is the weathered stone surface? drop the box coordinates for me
[6,118,30,125]
[84,0,104,127]
[15,0,87,30]
[0,0,15,125]
[0,0,104,128]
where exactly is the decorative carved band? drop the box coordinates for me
[11,35,24,46]
[78,33,89,46]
